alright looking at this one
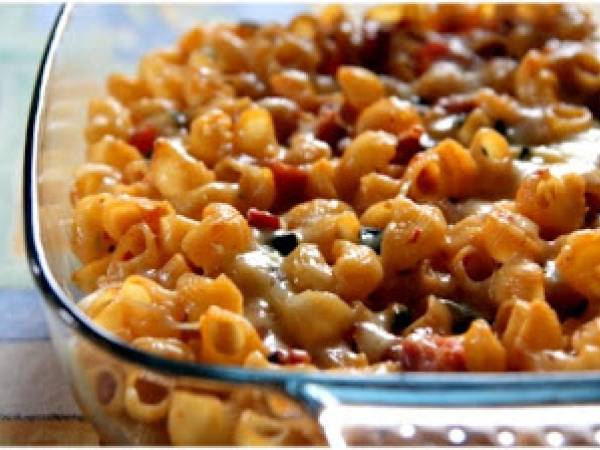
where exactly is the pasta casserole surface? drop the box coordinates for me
[68,4,600,444]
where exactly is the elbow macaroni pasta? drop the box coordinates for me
[68,3,600,445]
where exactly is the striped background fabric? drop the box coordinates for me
[0,5,98,444]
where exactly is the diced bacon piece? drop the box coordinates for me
[265,161,309,212]
[315,104,347,150]
[394,124,424,163]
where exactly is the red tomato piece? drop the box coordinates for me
[390,329,466,371]
[436,94,478,114]
[416,41,450,75]
[268,348,312,365]
[129,125,158,156]
[247,208,281,230]
[288,348,312,364]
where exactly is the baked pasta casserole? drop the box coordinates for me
[69,3,600,444]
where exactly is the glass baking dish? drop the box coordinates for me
[23,4,600,446]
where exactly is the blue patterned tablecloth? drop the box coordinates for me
[0,5,100,445]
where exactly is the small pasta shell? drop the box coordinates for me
[124,369,173,423]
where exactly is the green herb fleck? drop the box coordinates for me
[171,111,189,129]
[390,304,412,334]
[359,227,382,254]
[439,299,481,334]
[518,146,532,160]
[493,120,507,135]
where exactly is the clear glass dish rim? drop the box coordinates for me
[22,3,600,409]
